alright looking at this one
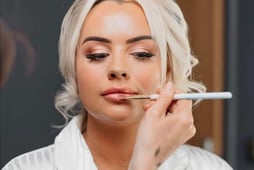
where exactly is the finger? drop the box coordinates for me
[148,82,175,117]
[171,90,193,113]
[156,88,161,94]
[171,99,192,114]
[167,100,177,113]
[167,90,190,114]
[143,101,156,111]
[185,124,196,142]
[190,124,196,138]
[143,88,161,111]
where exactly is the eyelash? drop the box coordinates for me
[85,53,109,61]
[130,52,154,60]
[85,52,154,61]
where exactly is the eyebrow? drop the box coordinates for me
[82,36,111,44]
[81,35,153,45]
[126,35,153,44]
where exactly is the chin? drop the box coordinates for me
[106,107,138,121]
[88,106,144,126]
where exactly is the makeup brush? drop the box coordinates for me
[126,92,232,100]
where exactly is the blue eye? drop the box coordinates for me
[130,52,154,60]
[85,53,109,61]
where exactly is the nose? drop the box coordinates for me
[107,51,130,80]
[107,70,130,80]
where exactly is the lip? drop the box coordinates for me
[101,87,138,103]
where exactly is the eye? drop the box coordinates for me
[130,52,154,60]
[85,53,109,61]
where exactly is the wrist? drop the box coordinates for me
[128,154,157,170]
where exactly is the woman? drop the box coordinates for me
[2,0,233,169]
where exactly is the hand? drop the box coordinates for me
[128,82,196,170]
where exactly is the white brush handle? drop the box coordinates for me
[150,92,232,100]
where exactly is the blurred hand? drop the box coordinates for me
[129,82,196,170]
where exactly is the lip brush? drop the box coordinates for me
[126,92,232,100]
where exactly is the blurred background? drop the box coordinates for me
[0,0,253,169]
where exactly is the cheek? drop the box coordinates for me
[76,60,106,112]
[76,60,103,94]
[144,73,161,92]
[132,63,161,92]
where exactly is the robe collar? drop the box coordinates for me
[54,115,189,170]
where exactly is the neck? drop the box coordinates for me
[83,115,140,170]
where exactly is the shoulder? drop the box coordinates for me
[181,145,233,170]
[2,145,56,170]
[160,145,233,170]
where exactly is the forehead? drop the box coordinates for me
[79,0,151,39]
[94,0,135,5]
[89,0,144,19]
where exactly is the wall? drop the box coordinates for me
[225,0,254,169]
[0,0,71,167]
[237,0,254,168]
[177,0,226,156]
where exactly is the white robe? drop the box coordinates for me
[2,115,233,170]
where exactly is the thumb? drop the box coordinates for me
[148,82,175,116]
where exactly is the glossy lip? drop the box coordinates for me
[101,87,138,103]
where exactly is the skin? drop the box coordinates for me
[76,1,161,126]
[76,1,195,169]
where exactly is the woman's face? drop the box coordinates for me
[76,1,161,126]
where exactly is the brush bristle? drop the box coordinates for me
[125,95,150,100]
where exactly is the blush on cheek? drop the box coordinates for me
[138,71,161,91]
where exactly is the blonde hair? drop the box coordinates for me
[55,0,206,124]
